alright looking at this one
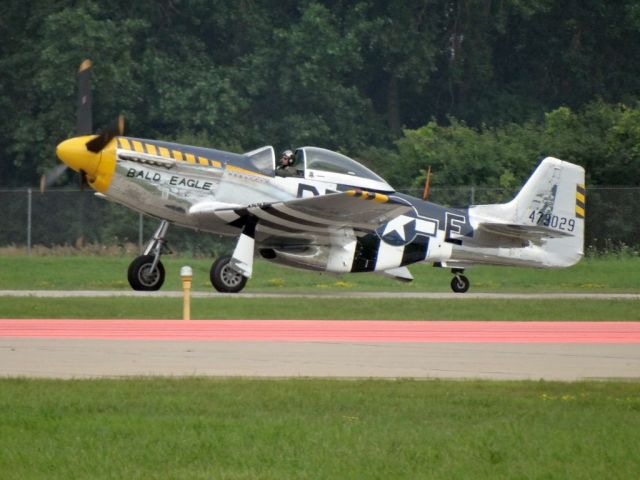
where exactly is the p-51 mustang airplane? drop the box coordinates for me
[45,60,585,293]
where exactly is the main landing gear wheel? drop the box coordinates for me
[450,274,470,293]
[128,254,166,291]
[210,255,248,293]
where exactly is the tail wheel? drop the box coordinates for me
[210,255,248,293]
[450,274,470,293]
[128,254,165,291]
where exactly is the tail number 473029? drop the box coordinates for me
[529,210,575,231]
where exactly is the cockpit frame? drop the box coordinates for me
[246,145,394,192]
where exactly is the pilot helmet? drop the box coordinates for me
[280,149,294,164]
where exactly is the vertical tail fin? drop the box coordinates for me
[510,157,584,224]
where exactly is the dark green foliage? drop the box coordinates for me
[3,1,640,187]
[393,102,640,191]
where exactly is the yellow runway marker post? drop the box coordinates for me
[180,266,193,321]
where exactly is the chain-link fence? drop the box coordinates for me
[1,187,638,254]
[0,189,234,256]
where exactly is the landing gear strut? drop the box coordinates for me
[128,220,169,291]
[450,268,470,293]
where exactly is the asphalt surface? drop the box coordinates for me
[1,319,638,381]
[1,339,638,381]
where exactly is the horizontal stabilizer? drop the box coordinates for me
[477,222,573,242]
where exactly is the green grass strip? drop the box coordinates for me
[1,255,639,293]
[0,378,639,479]
[1,297,638,320]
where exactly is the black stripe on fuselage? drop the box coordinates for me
[351,234,381,272]
[401,237,429,266]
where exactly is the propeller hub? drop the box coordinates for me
[55,135,116,192]
[56,135,100,176]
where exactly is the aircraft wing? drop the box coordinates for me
[238,190,412,232]
[189,190,412,245]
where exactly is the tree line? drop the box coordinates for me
[1,0,640,190]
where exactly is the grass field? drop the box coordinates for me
[0,378,638,479]
[1,254,639,293]
[1,296,638,320]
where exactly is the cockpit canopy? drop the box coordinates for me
[245,145,393,192]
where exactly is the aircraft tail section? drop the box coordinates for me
[470,157,585,267]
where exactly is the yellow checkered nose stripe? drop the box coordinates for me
[117,138,222,168]
[576,184,585,218]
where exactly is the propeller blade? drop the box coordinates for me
[42,59,108,191]
[76,59,93,136]
[85,114,124,153]
[39,163,69,193]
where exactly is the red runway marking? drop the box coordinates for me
[0,320,639,343]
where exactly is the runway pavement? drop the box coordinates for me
[1,319,639,381]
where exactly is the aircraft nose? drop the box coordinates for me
[55,135,100,177]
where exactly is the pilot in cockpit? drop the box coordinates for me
[276,149,298,177]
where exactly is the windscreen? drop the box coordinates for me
[244,146,275,175]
